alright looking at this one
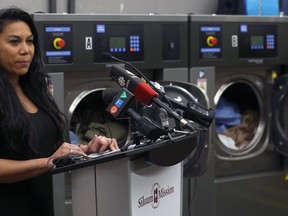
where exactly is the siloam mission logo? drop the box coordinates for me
[138,183,175,209]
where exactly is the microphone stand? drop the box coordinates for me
[120,131,144,152]
[120,118,144,151]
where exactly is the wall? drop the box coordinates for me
[0,1,49,13]
[0,0,218,14]
[73,0,218,14]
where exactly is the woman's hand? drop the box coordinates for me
[53,142,88,157]
[47,137,119,169]
[86,135,119,154]
[47,142,87,169]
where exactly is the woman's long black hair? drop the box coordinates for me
[0,7,67,157]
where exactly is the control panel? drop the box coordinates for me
[33,14,188,72]
[43,26,73,64]
[197,23,277,60]
[199,26,222,60]
[93,23,144,62]
[238,24,277,58]
[190,15,288,66]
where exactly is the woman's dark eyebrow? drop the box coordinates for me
[7,34,20,39]
[7,34,34,39]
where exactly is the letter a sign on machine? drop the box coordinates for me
[85,37,92,50]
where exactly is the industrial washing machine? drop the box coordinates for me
[33,13,194,216]
[189,15,288,216]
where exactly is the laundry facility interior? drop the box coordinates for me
[1,0,288,215]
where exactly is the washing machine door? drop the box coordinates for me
[271,74,288,155]
[214,72,284,178]
[157,80,211,177]
[65,82,130,148]
[214,73,274,158]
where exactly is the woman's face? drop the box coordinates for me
[0,21,35,80]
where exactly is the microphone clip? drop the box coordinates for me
[120,132,144,152]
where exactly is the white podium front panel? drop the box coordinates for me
[70,157,183,216]
[130,162,183,216]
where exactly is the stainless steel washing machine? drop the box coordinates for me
[189,15,288,216]
[34,13,190,216]
[271,73,288,155]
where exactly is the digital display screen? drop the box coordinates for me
[251,35,264,46]
[110,37,126,49]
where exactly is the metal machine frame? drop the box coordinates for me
[189,14,288,216]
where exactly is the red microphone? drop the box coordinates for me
[134,82,159,105]
[109,65,159,105]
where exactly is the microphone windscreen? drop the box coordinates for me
[134,82,159,106]
[102,88,119,105]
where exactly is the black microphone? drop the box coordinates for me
[109,64,159,106]
[102,87,166,141]
[126,108,166,141]
[102,52,146,82]
[102,87,134,119]
[103,52,176,110]
[108,64,195,131]
[102,87,119,105]
[102,52,165,100]
[164,95,214,128]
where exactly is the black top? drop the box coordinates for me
[0,109,58,216]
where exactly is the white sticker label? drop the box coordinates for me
[197,78,207,94]
[85,37,92,50]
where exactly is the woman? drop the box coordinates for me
[0,7,118,216]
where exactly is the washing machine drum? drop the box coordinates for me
[271,74,288,155]
[156,81,210,177]
[68,88,130,147]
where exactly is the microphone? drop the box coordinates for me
[109,64,195,131]
[102,87,119,105]
[102,87,134,119]
[126,108,166,141]
[164,95,214,128]
[103,52,144,80]
[102,52,162,99]
[109,64,159,106]
[141,105,170,130]
[102,87,166,140]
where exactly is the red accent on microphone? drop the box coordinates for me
[134,82,159,106]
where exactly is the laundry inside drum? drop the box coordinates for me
[215,82,261,152]
[69,89,130,147]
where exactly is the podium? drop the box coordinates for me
[51,133,197,216]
